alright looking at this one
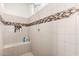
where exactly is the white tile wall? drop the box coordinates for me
[65,43,76,56]
[57,34,65,56]
[29,4,79,56]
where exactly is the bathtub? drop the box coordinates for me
[2,41,32,56]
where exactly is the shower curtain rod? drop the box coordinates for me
[0,6,79,27]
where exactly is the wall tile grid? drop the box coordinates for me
[0,6,79,56]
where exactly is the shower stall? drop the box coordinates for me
[0,3,79,56]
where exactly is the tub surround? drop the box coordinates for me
[0,13,31,56]
[0,4,79,56]
[29,4,79,56]
[3,41,30,49]
[3,41,31,56]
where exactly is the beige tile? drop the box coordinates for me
[64,43,76,56]
[22,52,33,56]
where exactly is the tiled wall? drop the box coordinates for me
[1,3,79,47]
[0,22,3,56]
[1,3,79,56]
[0,13,29,46]
[28,3,79,56]
[3,42,31,56]
[0,13,31,56]
[1,12,28,23]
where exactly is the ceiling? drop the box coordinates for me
[0,3,47,18]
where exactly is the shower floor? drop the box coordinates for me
[22,52,33,56]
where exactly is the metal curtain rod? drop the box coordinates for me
[0,6,79,27]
